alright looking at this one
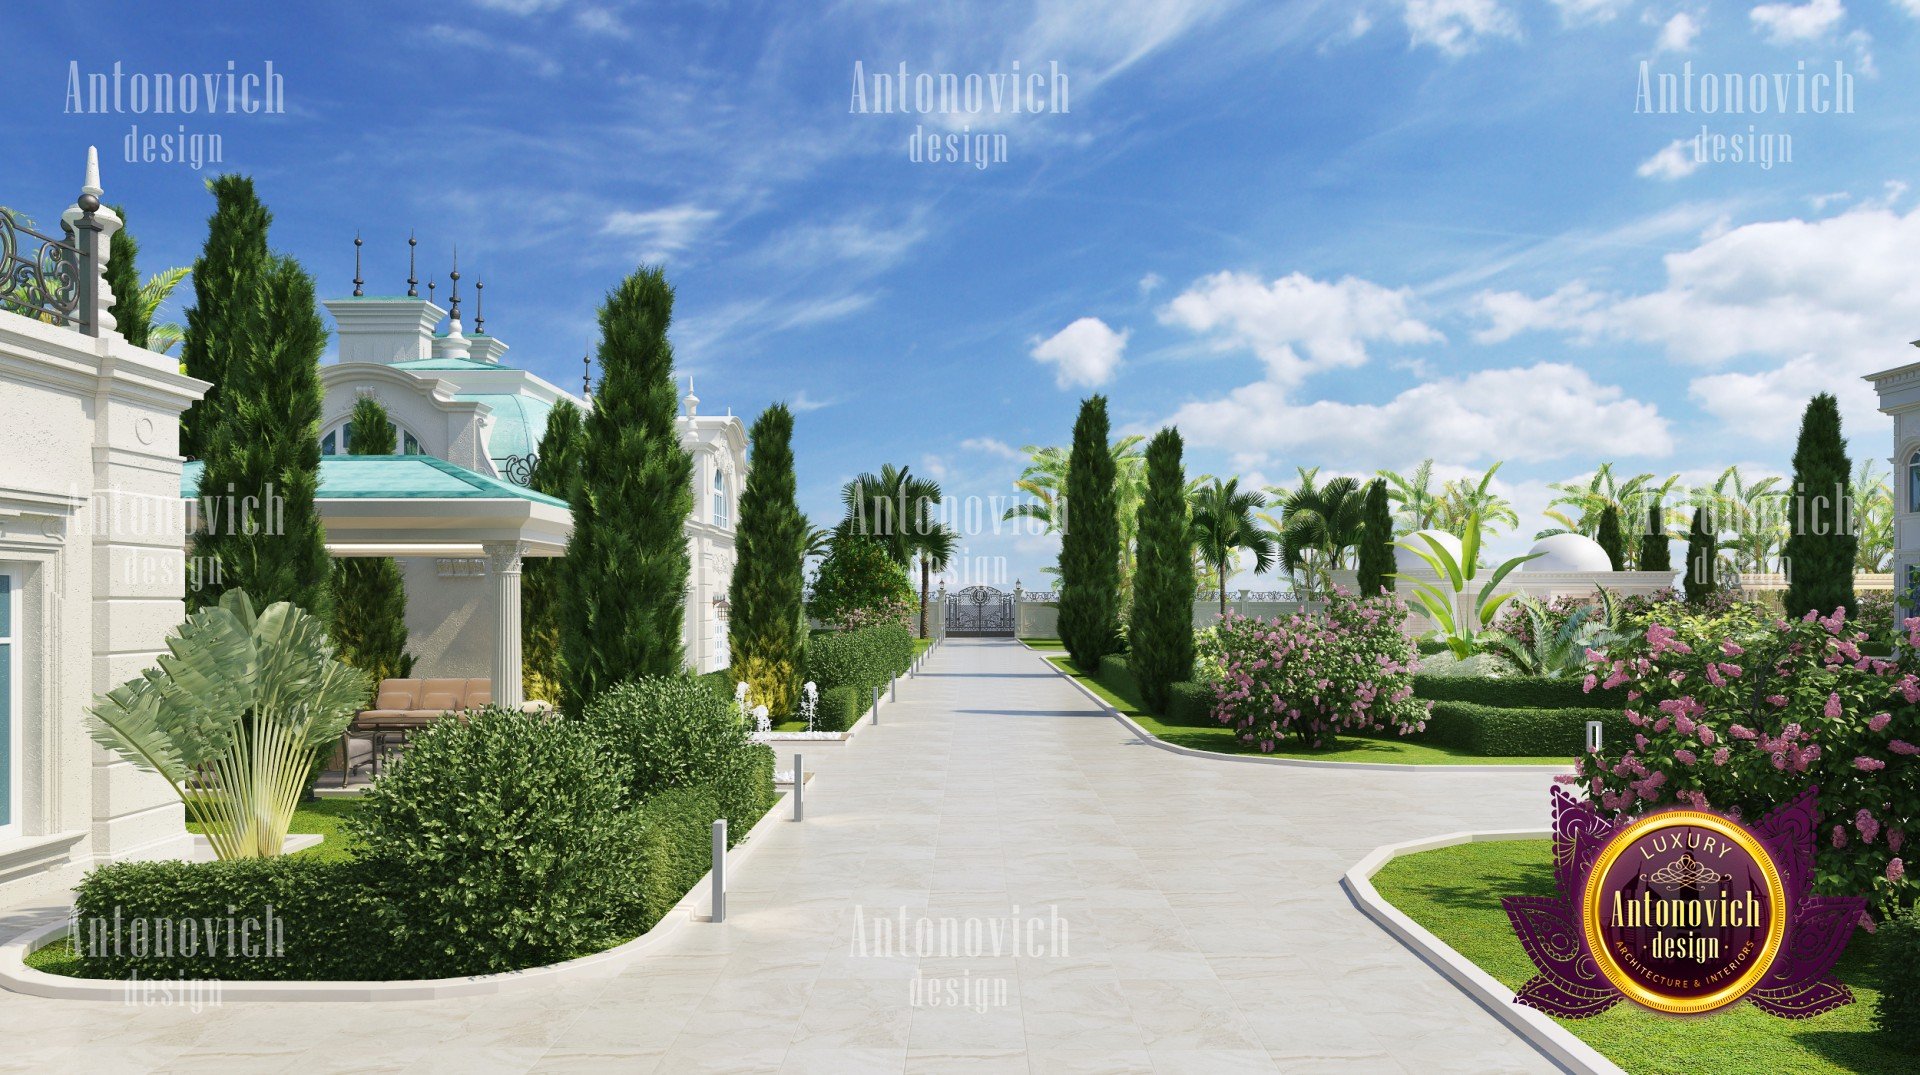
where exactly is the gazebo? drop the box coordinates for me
[183,454,570,707]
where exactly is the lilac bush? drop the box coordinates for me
[1575,604,1919,917]
[1210,591,1428,750]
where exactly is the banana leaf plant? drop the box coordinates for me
[1391,511,1542,659]
[87,590,372,859]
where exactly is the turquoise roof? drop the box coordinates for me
[391,357,518,371]
[183,456,567,507]
[455,391,554,463]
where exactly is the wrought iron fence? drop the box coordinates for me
[499,453,537,487]
[0,207,84,330]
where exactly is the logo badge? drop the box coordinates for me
[1505,786,1863,1019]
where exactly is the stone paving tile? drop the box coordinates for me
[0,638,1561,1072]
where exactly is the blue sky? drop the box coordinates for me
[6,0,1920,589]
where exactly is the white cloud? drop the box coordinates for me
[1031,317,1129,388]
[961,437,1026,459]
[790,390,832,413]
[1165,363,1673,465]
[1138,272,1164,296]
[1637,138,1703,180]
[1469,201,1920,443]
[1749,0,1846,44]
[1548,0,1632,24]
[1160,271,1440,385]
[601,204,721,262]
[758,212,929,269]
[1473,282,1608,343]
[1656,12,1701,51]
[420,24,561,77]
[1403,0,1522,56]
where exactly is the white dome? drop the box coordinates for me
[1395,529,1465,573]
[1522,532,1614,572]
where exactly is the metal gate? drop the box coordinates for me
[946,585,1014,636]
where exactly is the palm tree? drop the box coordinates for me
[1266,472,1369,599]
[914,525,958,638]
[131,265,191,354]
[1435,463,1518,538]
[803,522,833,563]
[1379,459,1444,532]
[839,464,955,629]
[1190,478,1276,616]
[1537,464,1681,568]
[1851,459,1893,573]
[1686,466,1785,574]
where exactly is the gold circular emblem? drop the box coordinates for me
[1580,810,1788,1015]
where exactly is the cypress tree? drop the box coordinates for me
[1058,395,1120,670]
[559,267,694,712]
[1595,503,1625,571]
[330,396,414,682]
[523,400,583,705]
[1639,503,1671,573]
[1356,478,1395,595]
[1783,393,1857,619]
[1128,427,1194,713]
[105,204,147,350]
[728,404,808,718]
[179,176,271,459]
[1684,507,1717,605]
[191,255,332,625]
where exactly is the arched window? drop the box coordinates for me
[1908,451,1920,514]
[712,467,729,529]
[321,421,423,457]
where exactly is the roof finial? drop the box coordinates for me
[448,247,462,325]
[352,233,364,297]
[583,352,592,397]
[427,276,436,308]
[407,231,419,297]
[684,377,699,416]
[82,145,102,198]
[474,279,485,334]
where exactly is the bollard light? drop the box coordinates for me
[1585,720,1604,754]
[710,819,728,922]
[872,685,881,724]
[793,753,804,822]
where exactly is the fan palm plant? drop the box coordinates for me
[1483,589,1630,678]
[1191,478,1276,616]
[1435,463,1518,538]
[1392,511,1542,659]
[1266,472,1369,599]
[86,590,372,860]
[1379,459,1444,532]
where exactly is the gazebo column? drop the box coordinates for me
[484,541,529,709]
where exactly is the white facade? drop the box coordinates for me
[0,159,208,905]
[318,292,746,680]
[1867,355,1920,619]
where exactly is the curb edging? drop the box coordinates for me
[1040,658,1574,773]
[1341,828,1627,1075]
[0,783,799,1003]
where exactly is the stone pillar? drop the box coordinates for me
[484,542,528,709]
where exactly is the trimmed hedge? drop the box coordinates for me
[816,684,861,731]
[1412,673,1625,711]
[1422,700,1622,757]
[1875,905,1920,1041]
[1098,654,1130,686]
[1166,681,1214,726]
[579,676,756,803]
[65,856,399,981]
[808,623,913,693]
[621,784,719,931]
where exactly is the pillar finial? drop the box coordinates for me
[684,377,699,416]
[407,231,419,297]
[427,276,436,308]
[448,247,462,325]
[82,145,102,200]
[474,279,485,333]
[352,232,364,297]
[583,352,592,397]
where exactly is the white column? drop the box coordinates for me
[484,542,529,709]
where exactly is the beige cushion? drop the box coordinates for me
[463,678,493,709]
[418,678,467,712]
[374,678,420,710]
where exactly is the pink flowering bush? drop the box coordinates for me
[1210,591,1428,751]
[1575,604,1919,916]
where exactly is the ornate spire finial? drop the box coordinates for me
[448,247,462,324]
[407,231,419,297]
[684,376,699,417]
[474,279,485,334]
[583,353,592,397]
[352,232,364,297]
[427,276,436,307]
[77,145,102,215]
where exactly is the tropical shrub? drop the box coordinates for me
[1876,904,1920,1041]
[1392,511,1540,659]
[1575,607,1919,917]
[1209,592,1428,750]
[350,708,641,975]
[1483,590,1630,678]
[579,676,755,802]
[86,590,371,860]
[810,534,914,629]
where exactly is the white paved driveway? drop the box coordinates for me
[0,637,1561,1073]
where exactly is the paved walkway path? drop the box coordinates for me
[0,638,1562,1074]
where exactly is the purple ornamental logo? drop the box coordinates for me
[1504,786,1862,1018]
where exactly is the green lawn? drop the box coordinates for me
[1020,637,1065,650]
[1372,840,1904,1075]
[185,797,363,863]
[1047,657,1570,766]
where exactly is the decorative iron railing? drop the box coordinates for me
[1019,590,1060,602]
[0,207,84,330]
[499,453,537,487]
